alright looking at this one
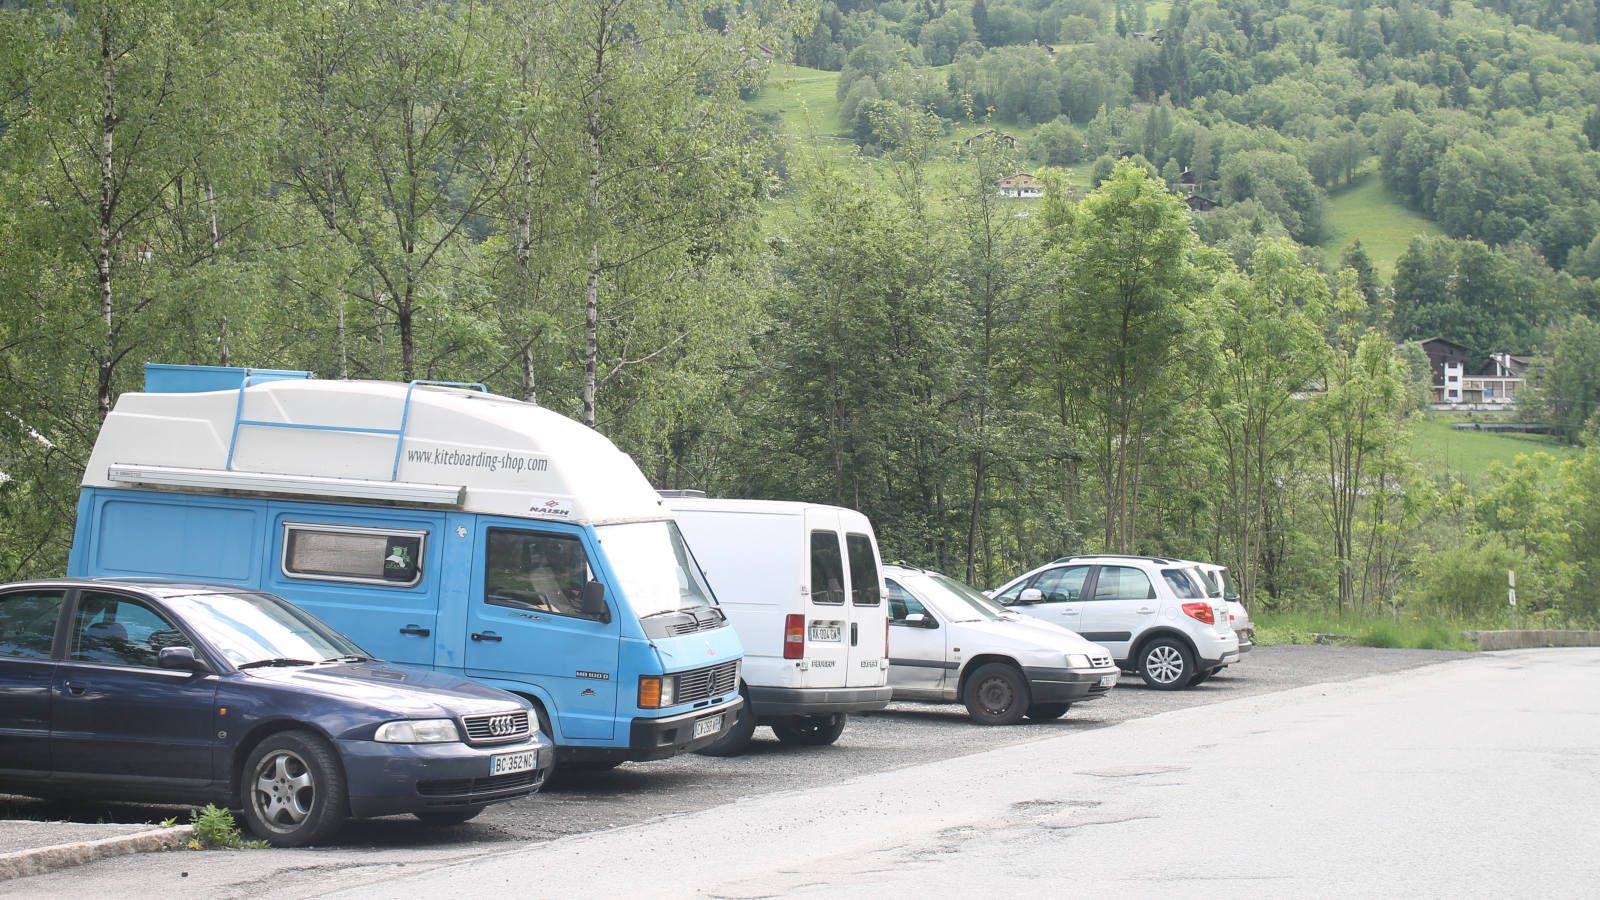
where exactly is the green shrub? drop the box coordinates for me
[188,805,267,850]
[1407,534,1536,621]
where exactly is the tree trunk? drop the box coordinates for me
[582,9,607,430]
[97,22,118,423]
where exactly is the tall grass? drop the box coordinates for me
[1254,612,1480,650]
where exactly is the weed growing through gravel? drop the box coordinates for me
[188,805,267,849]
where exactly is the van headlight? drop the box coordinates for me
[638,675,678,709]
[1064,654,1091,669]
[375,719,461,743]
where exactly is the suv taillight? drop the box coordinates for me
[1182,602,1215,625]
[784,614,804,659]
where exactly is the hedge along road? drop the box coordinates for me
[0,645,1470,897]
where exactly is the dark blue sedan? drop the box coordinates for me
[0,579,552,846]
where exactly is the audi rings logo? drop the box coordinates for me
[487,715,519,737]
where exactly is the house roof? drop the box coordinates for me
[1418,337,1472,354]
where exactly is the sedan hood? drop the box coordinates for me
[243,661,527,719]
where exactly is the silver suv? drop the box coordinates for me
[989,555,1240,689]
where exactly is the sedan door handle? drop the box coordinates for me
[62,681,88,695]
[400,625,431,637]
[471,632,502,642]
[1059,610,1078,615]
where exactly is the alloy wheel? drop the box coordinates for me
[252,749,316,833]
[1145,645,1186,684]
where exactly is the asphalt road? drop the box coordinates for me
[0,644,1494,899]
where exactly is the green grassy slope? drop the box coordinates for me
[1411,413,1576,478]
[746,65,846,137]
[1320,171,1445,276]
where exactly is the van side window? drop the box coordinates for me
[282,524,425,587]
[845,533,881,606]
[485,529,602,622]
[809,531,845,605]
[0,590,65,659]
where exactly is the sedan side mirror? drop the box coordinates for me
[581,581,611,623]
[158,646,206,672]
[1017,588,1044,605]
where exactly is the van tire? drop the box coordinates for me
[695,685,755,756]
[239,731,348,847]
[415,807,484,825]
[1137,637,1196,690]
[771,714,846,746]
[1025,703,1071,721]
[962,663,1031,726]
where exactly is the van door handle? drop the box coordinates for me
[400,626,431,637]
[62,681,88,695]
[471,632,502,642]
[850,623,858,646]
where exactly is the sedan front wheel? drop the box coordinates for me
[240,731,349,847]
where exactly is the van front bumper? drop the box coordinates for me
[1022,666,1121,703]
[341,735,551,818]
[748,685,894,717]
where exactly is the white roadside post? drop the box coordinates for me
[1508,569,1516,631]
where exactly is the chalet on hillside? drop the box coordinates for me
[1416,338,1539,410]
[965,130,1019,149]
[1186,195,1218,212]
[998,173,1043,198]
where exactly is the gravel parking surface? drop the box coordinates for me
[0,645,1470,851]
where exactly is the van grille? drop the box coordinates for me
[462,710,531,744]
[673,661,740,705]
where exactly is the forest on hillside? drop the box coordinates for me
[3,0,1600,629]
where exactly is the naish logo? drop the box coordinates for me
[528,498,574,518]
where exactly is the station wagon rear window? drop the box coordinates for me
[282,523,426,587]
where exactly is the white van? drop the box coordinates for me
[662,494,892,755]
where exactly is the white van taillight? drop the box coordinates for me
[784,614,805,659]
[1181,602,1215,625]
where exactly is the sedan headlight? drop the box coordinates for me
[375,719,461,743]
[1064,654,1091,669]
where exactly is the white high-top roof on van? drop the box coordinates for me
[84,377,669,525]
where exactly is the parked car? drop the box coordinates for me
[665,495,892,755]
[0,579,552,846]
[1187,561,1253,660]
[68,364,744,771]
[989,555,1240,690]
[884,565,1120,725]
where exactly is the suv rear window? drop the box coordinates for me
[1161,568,1206,599]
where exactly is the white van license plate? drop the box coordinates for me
[809,625,841,642]
[490,750,537,776]
[1099,673,1118,687]
[693,715,724,739]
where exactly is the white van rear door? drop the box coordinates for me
[803,512,848,688]
[843,530,888,687]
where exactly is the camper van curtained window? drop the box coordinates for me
[282,523,426,587]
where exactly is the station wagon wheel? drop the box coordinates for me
[1138,638,1196,691]
[962,663,1031,726]
[240,731,349,847]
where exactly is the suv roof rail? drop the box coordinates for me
[1050,554,1180,565]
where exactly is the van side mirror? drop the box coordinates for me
[1017,588,1044,605]
[581,581,610,623]
[158,646,206,671]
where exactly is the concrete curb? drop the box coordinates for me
[1464,630,1600,650]
[0,824,194,881]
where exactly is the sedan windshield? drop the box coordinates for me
[906,573,1003,622]
[163,592,367,668]
[594,521,716,618]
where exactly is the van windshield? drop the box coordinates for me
[595,521,717,618]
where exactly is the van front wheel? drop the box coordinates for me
[771,714,846,746]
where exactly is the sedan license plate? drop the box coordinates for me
[693,715,724,739]
[1099,673,1119,687]
[490,750,537,777]
[809,625,841,642]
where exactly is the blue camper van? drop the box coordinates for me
[67,365,744,768]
